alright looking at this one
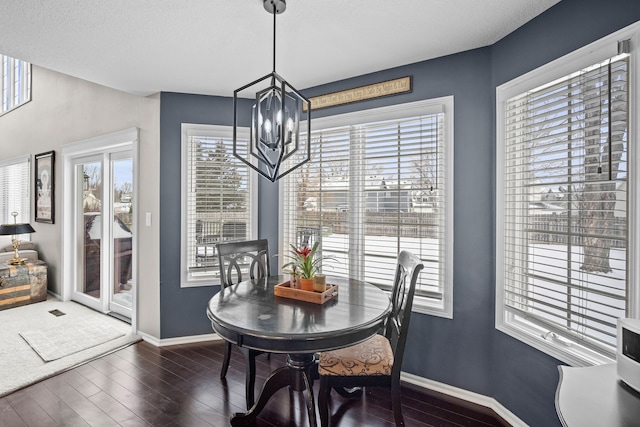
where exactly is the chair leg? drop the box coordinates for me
[318,376,331,427]
[391,376,405,427]
[244,349,257,409]
[220,341,232,379]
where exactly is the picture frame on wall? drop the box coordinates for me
[35,150,55,224]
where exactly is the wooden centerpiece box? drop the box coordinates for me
[0,260,48,310]
[274,281,338,305]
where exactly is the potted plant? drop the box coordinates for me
[283,241,325,291]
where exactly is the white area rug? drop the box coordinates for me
[0,296,140,397]
[20,319,126,361]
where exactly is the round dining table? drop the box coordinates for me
[207,274,391,426]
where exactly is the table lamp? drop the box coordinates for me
[0,212,35,265]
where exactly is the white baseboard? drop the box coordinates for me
[401,372,527,427]
[47,290,62,300]
[138,331,222,347]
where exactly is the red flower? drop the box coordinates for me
[295,246,312,259]
[283,242,326,279]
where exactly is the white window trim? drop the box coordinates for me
[278,97,454,318]
[0,155,30,168]
[496,21,640,366]
[180,123,258,288]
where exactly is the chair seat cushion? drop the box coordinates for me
[318,334,393,376]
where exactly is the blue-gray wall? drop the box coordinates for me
[159,93,279,337]
[489,1,640,425]
[158,0,640,425]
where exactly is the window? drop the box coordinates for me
[281,98,454,317]
[0,155,31,226]
[1,54,31,115]
[181,124,257,287]
[497,25,639,366]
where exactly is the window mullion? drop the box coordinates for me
[349,126,365,280]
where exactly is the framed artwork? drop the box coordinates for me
[35,150,55,224]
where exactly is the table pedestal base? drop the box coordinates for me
[231,353,317,426]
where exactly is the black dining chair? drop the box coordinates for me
[316,250,424,427]
[216,238,271,409]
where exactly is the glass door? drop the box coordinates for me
[73,158,103,310]
[109,154,133,317]
[71,152,134,319]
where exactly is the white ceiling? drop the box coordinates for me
[0,0,560,97]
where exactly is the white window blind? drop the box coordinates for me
[502,55,629,359]
[1,54,31,115]
[0,156,31,226]
[281,99,452,315]
[182,125,254,285]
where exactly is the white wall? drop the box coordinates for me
[0,66,161,339]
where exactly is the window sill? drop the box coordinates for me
[413,296,453,319]
[496,319,614,367]
[181,275,220,288]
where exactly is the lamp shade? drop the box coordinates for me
[0,223,35,236]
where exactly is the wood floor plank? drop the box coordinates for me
[87,391,148,426]
[3,389,56,427]
[26,381,91,427]
[56,369,102,399]
[115,342,248,416]
[0,398,29,427]
[73,363,176,427]
[0,339,508,427]
[364,387,495,427]
[401,385,504,426]
[42,374,120,426]
[101,347,237,426]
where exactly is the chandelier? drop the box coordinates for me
[233,0,311,182]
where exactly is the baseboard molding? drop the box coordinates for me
[138,331,222,347]
[47,290,61,300]
[401,372,527,427]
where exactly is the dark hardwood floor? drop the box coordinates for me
[0,340,508,426]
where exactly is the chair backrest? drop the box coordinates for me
[216,239,270,287]
[384,250,424,375]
